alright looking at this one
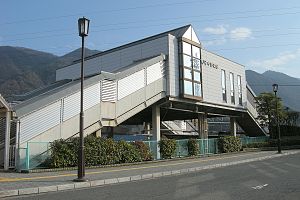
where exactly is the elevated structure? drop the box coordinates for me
[0,25,266,169]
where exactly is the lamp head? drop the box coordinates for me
[78,17,90,37]
[272,84,278,93]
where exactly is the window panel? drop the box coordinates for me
[184,68,192,80]
[194,71,201,82]
[182,42,191,55]
[184,80,193,95]
[194,83,202,97]
[192,58,201,70]
[221,70,227,102]
[192,45,200,59]
[230,72,235,104]
[183,55,192,68]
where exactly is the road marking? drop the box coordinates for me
[252,184,268,190]
[0,152,266,183]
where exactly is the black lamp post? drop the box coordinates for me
[272,84,282,154]
[74,17,90,182]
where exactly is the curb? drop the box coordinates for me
[0,151,298,198]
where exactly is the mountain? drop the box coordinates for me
[0,46,100,99]
[246,70,300,112]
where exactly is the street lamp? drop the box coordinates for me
[74,17,90,182]
[272,84,282,154]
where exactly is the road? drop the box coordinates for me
[8,153,300,200]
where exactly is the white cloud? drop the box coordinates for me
[230,27,252,41]
[248,49,300,71]
[202,25,252,46]
[203,25,227,35]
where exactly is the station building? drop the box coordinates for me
[0,24,266,170]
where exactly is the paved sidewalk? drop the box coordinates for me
[0,150,299,198]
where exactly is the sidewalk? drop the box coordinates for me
[0,150,299,198]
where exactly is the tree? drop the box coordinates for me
[283,107,299,126]
[255,92,285,138]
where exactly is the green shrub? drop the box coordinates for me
[133,141,153,161]
[46,135,150,168]
[218,136,242,153]
[117,141,142,163]
[48,138,78,168]
[159,139,177,159]
[187,138,199,156]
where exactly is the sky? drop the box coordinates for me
[2,0,300,78]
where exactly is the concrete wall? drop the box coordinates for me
[56,36,169,81]
[168,35,180,97]
[201,49,246,108]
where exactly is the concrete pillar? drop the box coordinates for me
[95,129,101,137]
[152,105,160,159]
[197,113,208,139]
[145,122,151,135]
[230,117,237,137]
[4,111,11,170]
[197,114,203,138]
[108,127,114,138]
[203,113,208,139]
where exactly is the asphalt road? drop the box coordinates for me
[9,153,300,200]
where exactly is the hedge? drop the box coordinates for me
[187,138,199,156]
[159,139,177,159]
[46,135,153,168]
[218,136,242,153]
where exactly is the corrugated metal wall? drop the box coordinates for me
[117,69,145,100]
[146,62,164,85]
[19,101,61,143]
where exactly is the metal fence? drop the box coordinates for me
[240,136,269,146]
[18,136,268,171]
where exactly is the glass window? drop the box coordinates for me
[221,70,227,102]
[184,68,192,80]
[194,71,201,82]
[181,41,202,99]
[183,55,192,68]
[237,75,242,105]
[182,42,191,55]
[192,45,200,59]
[230,72,235,104]
[184,80,193,95]
[192,58,201,70]
[194,83,202,97]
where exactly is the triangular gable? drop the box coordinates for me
[182,26,200,44]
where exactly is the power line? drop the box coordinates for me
[4,6,300,38]
[0,0,216,26]
[211,43,300,51]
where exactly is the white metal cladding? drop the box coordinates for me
[83,83,101,110]
[63,91,80,121]
[146,62,164,85]
[101,80,117,102]
[117,69,145,100]
[19,101,61,144]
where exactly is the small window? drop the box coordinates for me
[194,83,202,97]
[237,75,242,105]
[183,55,192,68]
[184,80,193,95]
[184,68,192,80]
[192,46,200,59]
[221,70,227,102]
[194,71,201,82]
[182,42,191,55]
[230,72,235,104]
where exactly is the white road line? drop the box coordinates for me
[252,184,268,190]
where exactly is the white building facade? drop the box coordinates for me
[0,25,265,170]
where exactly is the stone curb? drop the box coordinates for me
[0,151,298,198]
